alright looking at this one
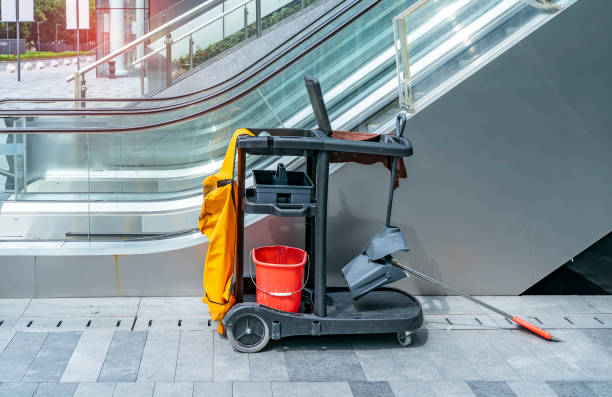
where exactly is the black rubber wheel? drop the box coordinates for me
[396,330,413,347]
[227,313,270,353]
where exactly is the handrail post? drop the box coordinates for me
[189,34,194,70]
[140,64,145,97]
[244,6,248,40]
[256,0,262,37]
[81,75,87,109]
[165,30,173,88]
[74,72,81,108]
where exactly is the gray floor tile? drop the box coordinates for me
[212,332,250,381]
[581,296,612,313]
[0,299,30,317]
[420,331,481,381]
[233,382,272,397]
[33,382,77,397]
[586,382,612,397]
[418,296,485,315]
[138,331,180,382]
[353,333,442,381]
[152,382,193,397]
[113,382,154,397]
[61,331,114,382]
[0,331,15,355]
[137,298,208,317]
[99,331,148,382]
[271,382,310,397]
[506,381,557,397]
[389,381,436,397]
[192,382,232,397]
[310,382,353,397]
[73,383,116,397]
[0,332,48,382]
[175,331,213,382]
[0,382,38,397]
[23,332,81,382]
[451,331,520,381]
[349,381,394,397]
[429,381,476,397]
[284,349,366,382]
[24,298,140,317]
[546,381,599,397]
[467,381,517,397]
[250,349,289,381]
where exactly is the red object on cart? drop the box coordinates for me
[251,245,307,313]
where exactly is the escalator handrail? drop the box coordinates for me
[0,0,358,114]
[0,0,381,124]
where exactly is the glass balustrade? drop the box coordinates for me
[393,0,573,114]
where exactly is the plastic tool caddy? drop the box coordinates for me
[222,76,423,352]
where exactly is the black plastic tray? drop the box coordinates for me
[243,188,316,217]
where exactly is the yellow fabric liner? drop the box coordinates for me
[199,128,253,334]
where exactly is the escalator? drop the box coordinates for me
[1,0,608,298]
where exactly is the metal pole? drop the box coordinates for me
[16,0,20,82]
[314,150,329,317]
[37,22,40,53]
[165,30,172,87]
[243,6,248,40]
[140,64,145,97]
[188,34,193,70]
[55,24,58,43]
[256,0,261,37]
[76,0,80,72]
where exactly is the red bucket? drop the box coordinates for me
[251,245,307,313]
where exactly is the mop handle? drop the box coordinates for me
[390,259,512,318]
[391,259,561,341]
[385,113,407,227]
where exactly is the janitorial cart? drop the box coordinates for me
[221,76,423,352]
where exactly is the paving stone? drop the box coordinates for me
[424,315,498,330]
[61,330,115,382]
[175,331,213,382]
[152,382,193,397]
[212,332,250,381]
[353,333,442,381]
[73,382,116,397]
[349,381,394,397]
[0,331,15,354]
[99,331,148,382]
[113,382,154,397]
[192,382,232,397]
[429,381,476,397]
[22,332,80,383]
[586,382,612,397]
[137,298,209,318]
[271,382,310,397]
[0,382,38,397]
[506,381,557,397]
[309,382,353,397]
[133,318,212,331]
[249,348,289,381]
[467,381,517,396]
[33,382,77,397]
[0,318,18,331]
[24,298,139,317]
[15,317,134,332]
[389,381,436,397]
[138,331,180,382]
[418,296,485,315]
[420,331,482,381]
[0,332,48,382]
[450,331,520,381]
[0,299,30,317]
[582,296,612,313]
[546,381,599,397]
[233,381,272,397]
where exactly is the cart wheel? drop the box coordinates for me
[396,330,413,347]
[227,313,270,353]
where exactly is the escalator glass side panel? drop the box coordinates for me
[394,0,575,114]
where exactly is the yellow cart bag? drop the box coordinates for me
[199,128,253,334]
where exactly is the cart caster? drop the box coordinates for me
[396,330,414,347]
[227,313,270,353]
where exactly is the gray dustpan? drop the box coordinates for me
[342,113,410,299]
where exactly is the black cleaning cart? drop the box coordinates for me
[222,77,423,352]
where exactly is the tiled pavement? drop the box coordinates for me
[0,296,611,396]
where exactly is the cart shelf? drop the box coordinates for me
[243,188,317,217]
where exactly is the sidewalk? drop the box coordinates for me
[0,295,611,396]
